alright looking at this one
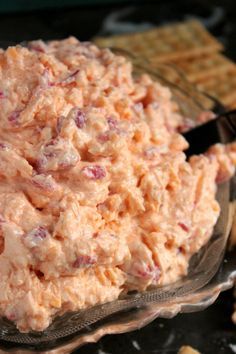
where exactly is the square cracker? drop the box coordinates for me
[167,53,236,82]
[196,68,236,108]
[94,19,223,62]
[178,346,201,354]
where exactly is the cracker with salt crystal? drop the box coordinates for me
[94,20,223,63]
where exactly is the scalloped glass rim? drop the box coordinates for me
[1,248,236,354]
[53,249,236,354]
[0,46,234,353]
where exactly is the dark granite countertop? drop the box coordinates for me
[0,1,236,353]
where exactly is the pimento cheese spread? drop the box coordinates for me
[0,37,235,332]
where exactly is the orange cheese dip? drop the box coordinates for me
[0,37,235,332]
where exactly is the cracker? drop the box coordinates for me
[144,62,216,110]
[196,68,236,108]
[94,20,223,62]
[169,53,236,82]
[178,346,201,354]
[229,100,236,109]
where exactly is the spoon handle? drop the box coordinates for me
[183,109,236,157]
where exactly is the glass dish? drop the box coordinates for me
[0,50,235,353]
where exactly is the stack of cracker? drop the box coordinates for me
[94,20,236,109]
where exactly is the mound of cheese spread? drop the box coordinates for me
[0,37,235,332]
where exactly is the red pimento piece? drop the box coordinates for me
[0,91,6,99]
[82,165,106,180]
[0,142,8,150]
[178,222,189,232]
[0,213,5,223]
[29,43,46,53]
[58,159,77,169]
[31,226,48,239]
[67,69,79,80]
[7,312,17,321]
[47,70,79,87]
[45,138,59,147]
[74,109,86,129]
[97,117,120,143]
[136,264,161,281]
[97,132,109,143]
[36,156,47,173]
[31,175,56,193]
[73,255,96,268]
[33,46,45,53]
[8,110,21,125]
[44,151,57,159]
[137,269,149,278]
[107,117,118,130]
[56,116,64,133]
[59,70,79,86]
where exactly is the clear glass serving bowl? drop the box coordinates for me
[0,49,234,354]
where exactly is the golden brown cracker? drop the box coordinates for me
[169,53,235,82]
[145,60,216,110]
[196,68,236,108]
[178,346,201,354]
[94,20,223,62]
[229,100,236,109]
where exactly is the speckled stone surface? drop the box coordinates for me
[0,1,236,353]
